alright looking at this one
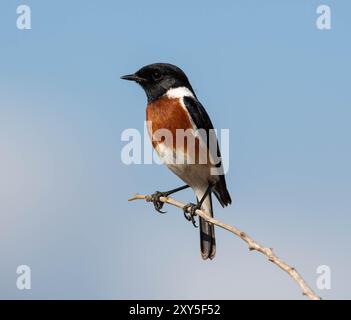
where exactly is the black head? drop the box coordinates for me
[121,63,195,103]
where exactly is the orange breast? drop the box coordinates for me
[146,96,193,148]
[146,96,208,165]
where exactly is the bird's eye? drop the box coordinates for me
[152,71,162,81]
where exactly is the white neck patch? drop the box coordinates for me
[166,87,195,99]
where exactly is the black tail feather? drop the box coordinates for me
[199,193,216,260]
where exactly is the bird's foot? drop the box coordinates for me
[182,203,199,228]
[150,191,168,214]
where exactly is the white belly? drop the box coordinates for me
[154,142,218,189]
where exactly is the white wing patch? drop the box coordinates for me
[166,87,199,135]
[166,87,195,99]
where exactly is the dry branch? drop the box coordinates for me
[129,193,321,300]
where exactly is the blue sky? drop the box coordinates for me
[0,0,350,299]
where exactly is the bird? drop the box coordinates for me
[121,63,231,260]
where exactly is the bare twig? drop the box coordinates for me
[129,193,321,300]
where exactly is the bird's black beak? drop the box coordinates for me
[120,74,145,82]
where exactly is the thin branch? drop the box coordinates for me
[129,193,321,300]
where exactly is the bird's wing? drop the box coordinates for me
[182,96,232,207]
[182,96,222,164]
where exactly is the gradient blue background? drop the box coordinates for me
[0,0,350,299]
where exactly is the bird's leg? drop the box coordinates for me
[183,203,199,227]
[151,185,189,214]
[182,184,213,228]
